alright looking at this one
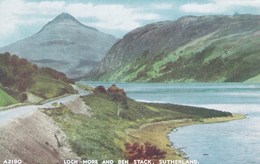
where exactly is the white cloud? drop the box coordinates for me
[0,0,64,37]
[22,1,66,15]
[0,0,161,38]
[217,0,260,8]
[150,3,174,10]
[65,3,160,31]
[180,3,226,13]
[0,0,24,37]
[180,0,260,13]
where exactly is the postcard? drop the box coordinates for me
[0,0,259,164]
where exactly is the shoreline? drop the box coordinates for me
[126,113,245,160]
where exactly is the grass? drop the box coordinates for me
[75,83,94,91]
[43,92,235,160]
[0,88,18,107]
[29,74,74,99]
[97,31,260,83]
[43,95,126,160]
[244,74,260,83]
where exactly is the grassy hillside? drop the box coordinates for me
[0,52,74,102]
[89,15,260,82]
[29,74,74,99]
[0,87,17,107]
[97,32,260,82]
[44,90,232,160]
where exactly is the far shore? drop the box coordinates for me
[126,113,245,160]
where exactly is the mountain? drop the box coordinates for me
[88,14,260,82]
[0,13,117,78]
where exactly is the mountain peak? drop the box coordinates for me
[38,12,98,33]
[54,12,77,21]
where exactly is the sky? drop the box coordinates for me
[0,0,260,47]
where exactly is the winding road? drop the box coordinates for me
[0,86,90,125]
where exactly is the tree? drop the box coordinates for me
[107,84,126,96]
[124,142,166,163]
[19,93,28,102]
[94,85,107,94]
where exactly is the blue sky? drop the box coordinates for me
[0,0,260,46]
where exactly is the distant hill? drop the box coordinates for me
[0,52,74,103]
[88,15,260,82]
[0,13,117,78]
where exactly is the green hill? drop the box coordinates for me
[0,88,17,107]
[44,86,232,160]
[29,74,74,99]
[101,31,260,82]
[0,52,74,102]
[88,15,260,82]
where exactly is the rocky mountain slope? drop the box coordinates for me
[0,109,79,163]
[0,13,117,78]
[88,14,260,82]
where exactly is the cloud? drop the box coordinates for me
[150,3,174,10]
[180,0,260,14]
[65,3,160,31]
[0,0,63,37]
[0,0,161,38]
[0,0,24,37]
[180,3,226,13]
[22,1,66,15]
[217,0,260,8]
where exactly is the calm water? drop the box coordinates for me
[81,82,260,164]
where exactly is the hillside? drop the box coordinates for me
[44,85,232,160]
[0,87,17,107]
[88,15,260,82]
[0,13,117,79]
[0,110,79,163]
[0,84,239,162]
[0,52,74,103]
